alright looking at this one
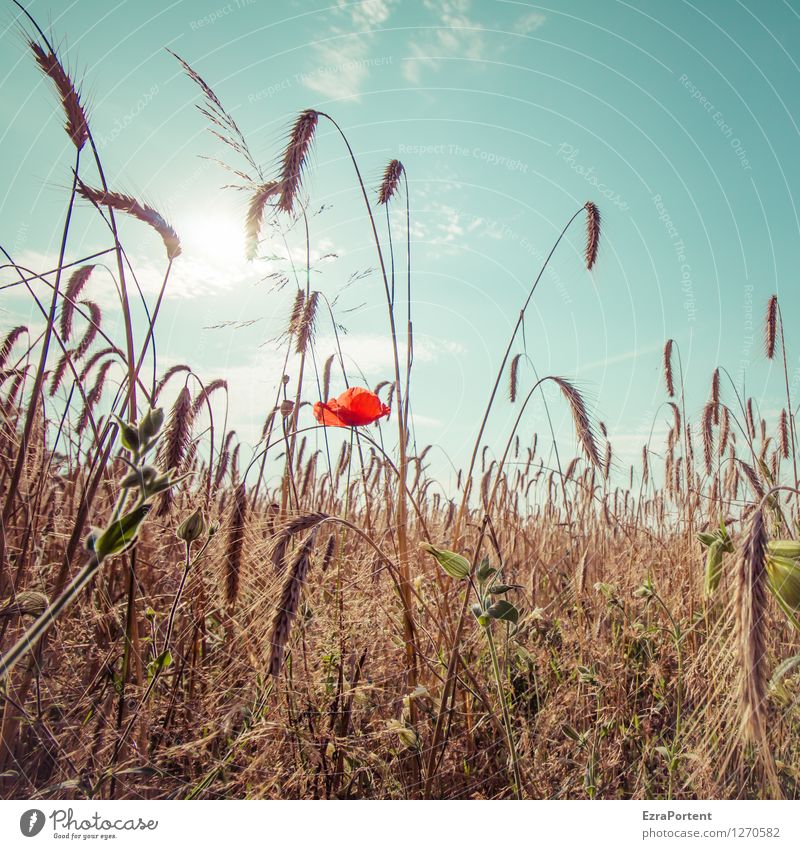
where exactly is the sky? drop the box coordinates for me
[2,0,800,491]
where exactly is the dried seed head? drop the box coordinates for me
[60,265,95,342]
[765,295,778,360]
[746,398,756,440]
[734,508,779,793]
[278,110,319,214]
[225,483,248,610]
[779,409,790,459]
[710,367,720,425]
[0,326,27,371]
[77,181,181,260]
[663,339,675,397]
[30,41,89,151]
[584,202,601,270]
[552,377,600,467]
[295,290,319,355]
[702,401,714,475]
[719,406,730,456]
[322,354,335,401]
[288,289,306,338]
[377,159,404,205]
[245,182,279,260]
[268,527,320,677]
[509,353,522,403]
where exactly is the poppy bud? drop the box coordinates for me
[420,543,470,580]
[139,407,165,441]
[280,400,295,418]
[177,508,206,544]
[115,417,140,452]
[767,555,800,611]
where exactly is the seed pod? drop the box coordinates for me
[420,543,470,580]
[704,539,724,598]
[767,555,800,610]
[0,591,49,620]
[139,407,165,443]
[767,540,800,559]
[176,507,206,544]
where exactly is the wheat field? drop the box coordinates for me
[1,8,800,802]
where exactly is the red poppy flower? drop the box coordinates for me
[313,386,390,428]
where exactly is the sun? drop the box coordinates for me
[178,209,246,264]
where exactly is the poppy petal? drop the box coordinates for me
[313,401,350,428]
[337,387,390,426]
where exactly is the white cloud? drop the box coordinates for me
[402,0,547,84]
[516,11,547,35]
[303,1,398,101]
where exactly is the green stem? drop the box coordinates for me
[485,624,523,799]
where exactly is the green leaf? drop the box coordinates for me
[486,599,519,624]
[147,649,172,681]
[476,556,495,582]
[94,504,152,561]
[696,532,716,548]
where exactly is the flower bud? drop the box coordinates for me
[176,508,206,544]
[139,407,165,441]
[115,418,140,452]
[420,543,470,580]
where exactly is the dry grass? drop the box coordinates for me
[1,15,800,803]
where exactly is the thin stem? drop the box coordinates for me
[485,624,523,798]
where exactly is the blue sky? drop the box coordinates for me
[2,0,800,488]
